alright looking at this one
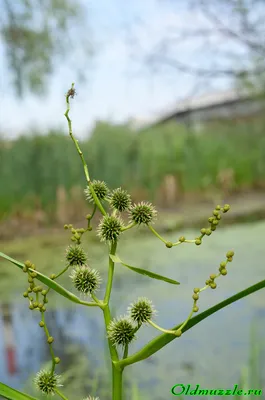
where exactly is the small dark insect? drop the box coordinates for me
[66,86,76,99]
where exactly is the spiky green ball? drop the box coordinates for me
[70,265,101,295]
[34,369,61,395]
[110,188,131,212]
[129,201,157,225]
[84,180,108,203]
[66,245,87,266]
[107,316,136,347]
[83,397,100,400]
[97,214,123,242]
[128,297,156,324]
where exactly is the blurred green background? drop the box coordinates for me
[1,0,265,399]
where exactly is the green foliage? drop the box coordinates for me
[0,382,38,400]
[1,117,265,219]
[109,254,180,285]
[236,317,264,400]
[1,0,92,96]
[0,84,265,400]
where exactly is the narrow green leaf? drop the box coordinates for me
[110,254,180,285]
[0,382,38,400]
[0,251,80,304]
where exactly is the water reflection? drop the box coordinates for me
[0,222,265,398]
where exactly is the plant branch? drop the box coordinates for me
[117,278,265,368]
[64,83,107,216]
[104,241,118,304]
[54,388,69,400]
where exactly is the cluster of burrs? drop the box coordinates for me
[175,250,235,337]
[22,261,61,396]
[162,204,231,248]
[83,180,157,242]
[107,297,186,350]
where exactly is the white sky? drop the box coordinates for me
[0,0,234,140]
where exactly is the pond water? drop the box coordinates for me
[0,221,265,399]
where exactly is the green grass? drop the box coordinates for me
[1,118,265,219]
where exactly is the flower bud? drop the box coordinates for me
[129,202,157,225]
[97,214,123,242]
[223,204,230,213]
[34,370,62,395]
[70,266,101,295]
[107,316,136,347]
[84,180,109,203]
[128,297,156,324]
[66,245,87,266]
[110,188,131,212]
[210,282,217,289]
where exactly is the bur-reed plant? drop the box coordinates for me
[1,84,265,400]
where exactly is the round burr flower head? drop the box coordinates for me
[34,369,62,395]
[70,265,101,295]
[109,188,132,212]
[129,201,157,225]
[97,214,123,242]
[107,315,136,347]
[84,180,109,203]
[128,297,157,324]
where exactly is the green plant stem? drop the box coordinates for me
[123,344,129,359]
[177,307,194,332]
[79,299,104,308]
[41,311,56,373]
[148,319,179,335]
[104,241,118,304]
[46,265,70,295]
[64,83,106,216]
[148,225,167,244]
[117,278,265,369]
[121,222,136,232]
[91,292,102,305]
[172,239,195,246]
[55,265,70,279]
[101,239,123,397]
[91,204,97,219]
[103,306,119,362]
[54,388,69,400]
[112,364,123,400]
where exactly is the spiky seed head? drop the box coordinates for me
[34,369,62,395]
[83,397,100,400]
[110,188,131,212]
[107,316,136,347]
[129,202,157,225]
[70,265,101,295]
[97,214,123,242]
[66,245,87,266]
[84,180,108,203]
[128,297,157,324]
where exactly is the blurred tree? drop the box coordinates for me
[126,0,265,94]
[1,0,93,97]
